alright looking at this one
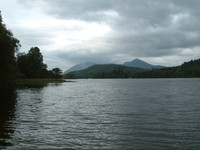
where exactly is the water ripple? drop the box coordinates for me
[1,79,200,150]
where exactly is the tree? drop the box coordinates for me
[17,47,49,78]
[52,68,62,79]
[0,11,20,92]
[17,47,64,79]
[27,47,44,78]
[16,52,29,78]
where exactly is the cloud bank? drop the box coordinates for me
[1,0,200,70]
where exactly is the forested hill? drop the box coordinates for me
[63,64,144,79]
[132,58,200,78]
[64,59,200,79]
[123,58,166,69]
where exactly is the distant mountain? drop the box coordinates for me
[63,64,144,79]
[123,58,166,69]
[132,58,200,78]
[63,62,95,74]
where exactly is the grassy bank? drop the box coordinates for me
[15,79,69,85]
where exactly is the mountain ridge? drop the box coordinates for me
[64,58,165,73]
[123,58,166,69]
[63,64,144,79]
[64,62,95,74]
[63,58,200,78]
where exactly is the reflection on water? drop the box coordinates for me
[17,83,48,89]
[17,82,63,89]
[1,79,200,150]
[0,91,16,149]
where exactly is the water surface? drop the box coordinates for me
[0,79,200,150]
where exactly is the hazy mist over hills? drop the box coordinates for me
[63,58,200,79]
[63,64,143,79]
[64,58,165,73]
[64,62,95,74]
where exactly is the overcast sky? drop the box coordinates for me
[1,0,200,70]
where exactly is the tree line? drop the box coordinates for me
[132,59,200,78]
[63,64,142,79]
[0,12,62,93]
[64,59,200,79]
[17,47,62,79]
[0,11,20,93]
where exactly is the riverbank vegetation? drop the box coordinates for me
[16,47,63,79]
[0,11,20,93]
[16,79,66,84]
[0,12,64,95]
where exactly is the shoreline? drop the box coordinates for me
[15,79,73,85]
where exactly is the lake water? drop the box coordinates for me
[0,79,200,150]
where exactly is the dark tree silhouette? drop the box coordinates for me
[52,68,62,79]
[17,47,49,78]
[27,47,44,78]
[0,11,20,92]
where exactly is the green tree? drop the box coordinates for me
[17,47,48,78]
[16,52,28,78]
[52,68,62,79]
[27,47,44,78]
[0,11,20,92]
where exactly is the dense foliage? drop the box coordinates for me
[0,11,63,87]
[0,11,20,92]
[17,47,48,78]
[132,59,200,78]
[17,47,63,79]
[52,68,63,79]
[63,64,143,79]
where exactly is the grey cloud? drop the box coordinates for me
[12,27,55,52]
[16,0,200,68]
[52,49,114,65]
